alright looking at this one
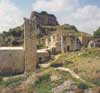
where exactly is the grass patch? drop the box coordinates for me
[34,73,52,93]
[0,76,26,88]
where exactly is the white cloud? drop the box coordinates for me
[32,0,78,13]
[0,0,23,32]
[64,5,100,34]
[0,0,99,34]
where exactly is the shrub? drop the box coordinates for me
[78,83,89,90]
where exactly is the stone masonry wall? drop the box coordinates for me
[0,49,24,76]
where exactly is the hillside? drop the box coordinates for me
[0,11,80,47]
[50,48,100,86]
[0,48,99,93]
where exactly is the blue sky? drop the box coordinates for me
[12,0,34,15]
[0,0,100,34]
[80,0,100,7]
[12,0,100,8]
[12,0,100,14]
[11,0,100,15]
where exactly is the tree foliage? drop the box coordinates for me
[94,27,100,38]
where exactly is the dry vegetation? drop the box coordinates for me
[52,48,100,86]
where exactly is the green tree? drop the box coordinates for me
[94,27,100,38]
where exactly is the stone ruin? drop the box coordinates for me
[0,18,37,76]
[0,11,61,76]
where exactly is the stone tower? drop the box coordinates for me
[24,18,37,72]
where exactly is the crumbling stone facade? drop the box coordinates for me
[39,30,82,54]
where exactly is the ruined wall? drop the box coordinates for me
[24,18,37,72]
[0,18,37,75]
[79,36,93,47]
[0,48,24,75]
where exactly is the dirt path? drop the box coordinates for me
[55,67,87,83]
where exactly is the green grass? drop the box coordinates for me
[34,73,52,93]
[34,69,92,93]
[0,76,26,88]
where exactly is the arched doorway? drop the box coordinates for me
[67,46,70,52]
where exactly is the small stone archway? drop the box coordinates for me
[67,46,70,52]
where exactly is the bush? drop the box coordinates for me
[78,83,89,90]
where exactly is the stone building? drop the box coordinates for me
[88,38,100,48]
[36,24,82,63]
[39,29,82,54]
